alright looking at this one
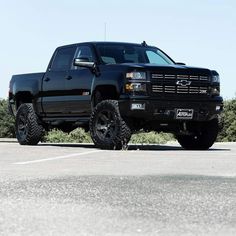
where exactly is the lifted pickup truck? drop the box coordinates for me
[9,41,223,150]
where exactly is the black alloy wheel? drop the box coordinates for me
[90,100,131,150]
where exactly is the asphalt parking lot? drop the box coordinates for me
[0,141,236,236]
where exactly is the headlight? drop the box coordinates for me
[126,72,146,80]
[212,75,220,83]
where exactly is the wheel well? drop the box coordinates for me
[92,85,119,107]
[15,92,33,109]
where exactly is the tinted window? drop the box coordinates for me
[75,46,94,62]
[97,45,144,64]
[97,44,174,65]
[51,47,76,71]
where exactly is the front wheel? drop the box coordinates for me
[89,100,131,150]
[15,103,44,145]
[176,119,219,150]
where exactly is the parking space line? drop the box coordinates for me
[13,150,102,165]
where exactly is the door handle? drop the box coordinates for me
[44,77,50,82]
[65,76,72,80]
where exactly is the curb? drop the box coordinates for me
[0,138,17,143]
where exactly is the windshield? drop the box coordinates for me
[96,44,174,65]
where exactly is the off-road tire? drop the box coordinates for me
[15,103,43,145]
[90,100,131,150]
[176,118,219,150]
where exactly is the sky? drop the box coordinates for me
[0,0,235,99]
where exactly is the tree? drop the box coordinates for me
[217,99,236,142]
[0,99,15,138]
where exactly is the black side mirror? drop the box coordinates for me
[73,57,100,76]
[73,57,95,68]
[176,62,186,66]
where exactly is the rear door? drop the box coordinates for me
[42,46,76,115]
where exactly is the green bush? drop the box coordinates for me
[69,128,92,143]
[44,128,173,144]
[44,128,92,143]
[131,132,174,144]
[217,99,236,142]
[0,99,15,138]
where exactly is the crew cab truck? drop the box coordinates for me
[8,41,223,150]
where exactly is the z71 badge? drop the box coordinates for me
[176,109,194,120]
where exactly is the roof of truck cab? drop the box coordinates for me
[56,41,154,49]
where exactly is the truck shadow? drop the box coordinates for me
[128,145,230,151]
[39,143,230,151]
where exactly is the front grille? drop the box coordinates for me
[151,73,210,95]
[152,85,209,94]
[152,74,210,81]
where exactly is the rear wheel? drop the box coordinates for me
[15,103,44,145]
[90,100,131,150]
[176,119,219,150]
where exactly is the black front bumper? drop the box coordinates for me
[119,96,223,122]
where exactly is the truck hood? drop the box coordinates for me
[121,63,213,76]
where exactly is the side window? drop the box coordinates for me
[75,46,94,62]
[51,47,76,71]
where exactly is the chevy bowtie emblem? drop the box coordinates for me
[176,80,191,86]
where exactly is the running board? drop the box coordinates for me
[42,116,90,126]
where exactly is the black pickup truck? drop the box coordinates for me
[9,41,223,150]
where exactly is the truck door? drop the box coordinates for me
[64,45,96,116]
[42,46,77,115]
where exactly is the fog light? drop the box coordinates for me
[211,88,220,96]
[125,83,146,92]
[216,105,221,111]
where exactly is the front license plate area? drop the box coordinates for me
[176,109,194,120]
[131,103,145,110]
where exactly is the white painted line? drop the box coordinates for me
[13,150,102,165]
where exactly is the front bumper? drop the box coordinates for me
[119,96,223,122]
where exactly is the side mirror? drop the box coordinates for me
[73,57,100,76]
[176,62,186,66]
[73,57,95,68]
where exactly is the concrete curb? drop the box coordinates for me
[0,138,17,143]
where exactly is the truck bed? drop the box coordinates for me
[9,72,45,115]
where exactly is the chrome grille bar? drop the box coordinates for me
[152,85,209,94]
[151,73,210,82]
